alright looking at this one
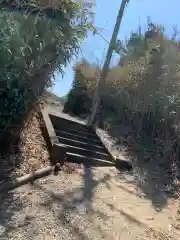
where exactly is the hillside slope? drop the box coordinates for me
[45,90,67,107]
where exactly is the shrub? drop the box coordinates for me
[65,21,180,140]
[0,1,90,152]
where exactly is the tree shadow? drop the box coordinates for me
[0,154,23,237]
[0,164,159,239]
[0,110,47,237]
[106,203,148,228]
[33,166,111,212]
[0,188,24,238]
[28,170,151,239]
[28,172,112,239]
[106,123,176,210]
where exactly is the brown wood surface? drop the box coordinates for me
[0,165,60,194]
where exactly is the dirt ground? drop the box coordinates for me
[0,106,180,239]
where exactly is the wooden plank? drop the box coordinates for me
[55,130,102,144]
[66,153,132,170]
[66,152,114,167]
[41,108,59,146]
[56,143,111,161]
[50,114,93,133]
[57,136,108,153]
[56,127,99,139]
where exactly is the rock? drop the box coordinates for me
[168,224,173,231]
[174,222,180,230]
[146,216,155,220]
[123,174,135,182]
[42,152,49,162]
[155,208,161,212]
[0,225,5,236]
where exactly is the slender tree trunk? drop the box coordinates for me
[88,0,129,127]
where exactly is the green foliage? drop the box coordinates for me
[65,21,180,142]
[0,0,94,151]
[64,60,94,115]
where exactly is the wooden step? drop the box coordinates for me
[57,136,107,153]
[66,152,114,167]
[55,127,99,140]
[50,114,94,133]
[55,130,102,145]
[57,143,111,161]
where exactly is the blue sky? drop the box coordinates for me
[52,0,180,97]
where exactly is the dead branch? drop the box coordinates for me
[0,163,60,194]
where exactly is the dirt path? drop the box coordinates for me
[0,107,180,239]
[0,165,179,239]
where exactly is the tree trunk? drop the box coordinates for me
[88,0,129,127]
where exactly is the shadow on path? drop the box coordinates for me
[106,124,177,210]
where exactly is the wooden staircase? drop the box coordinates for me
[41,107,132,170]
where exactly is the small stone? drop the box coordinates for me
[146,216,154,220]
[0,225,6,235]
[124,175,135,182]
[174,223,180,230]
[76,203,86,215]
[155,208,161,212]
[42,152,49,161]
[168,224,173,231]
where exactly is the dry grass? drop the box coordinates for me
[16,113,50,176]
[15,108,82,177]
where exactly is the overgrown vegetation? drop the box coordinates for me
[0,0,92,152]
[64,21,180,179]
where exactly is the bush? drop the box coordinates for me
[65,21,180,143]
[0,1,90,152]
